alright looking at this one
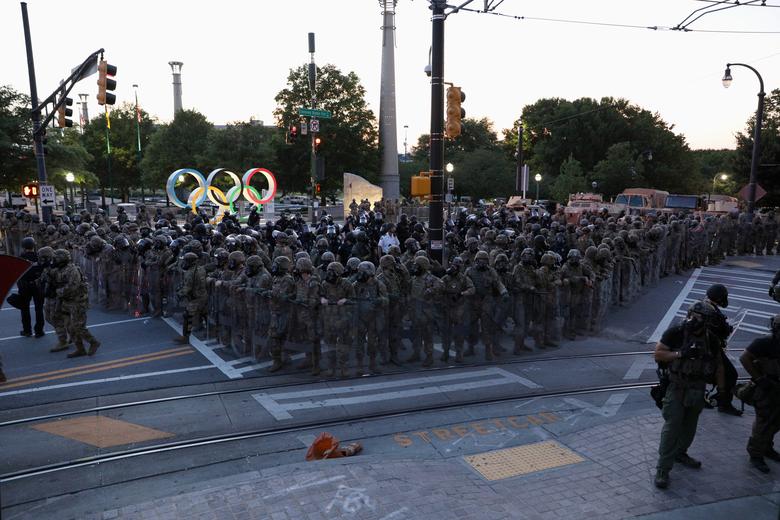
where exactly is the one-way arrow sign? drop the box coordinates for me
[40,185,55,207]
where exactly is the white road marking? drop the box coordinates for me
[701,267,774,279]
[162,317,242,379]
[563,393,629,424]
[253,367,541,420]
[262,475,346,500]
[0,316,147,342]
[623,357,657,380]
[648,267,701,343]
[0,365,214,398]
[379,508,409,520]
[694,279,772,295]
[689,288,780,308]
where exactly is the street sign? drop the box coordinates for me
[738,183,767,202]
[298,108,332,119]
[447,177,454,191]
[309,119,320,133]
[521,164,530,193]
[40,184,55,207]
[300,120,308,135]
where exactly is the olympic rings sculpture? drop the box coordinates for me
[166,167,277,214]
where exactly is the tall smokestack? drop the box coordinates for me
[379,0,399,200]
[168,61,184,116]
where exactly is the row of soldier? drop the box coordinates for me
[3,204,778,377]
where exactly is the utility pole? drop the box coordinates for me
[428,0,446,265]
[308,32,317,220]
[21,2,52,224]
[133,84,143,202]
[515,122,524,195]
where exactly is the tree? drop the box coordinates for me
[450,148,514,199]
[273,64,379,194]
[412,117,500,162]
[733,88,780,206]
[0,85,36,192]
[550,155,588,202]
[591,142,646,198]
[140,109,211,191]
[82,103,157,201]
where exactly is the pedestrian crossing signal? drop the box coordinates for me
[22,184,39,198]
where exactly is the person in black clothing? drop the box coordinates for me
[740,314,780,473]
[704,283,743,416]
[17,236,45,338]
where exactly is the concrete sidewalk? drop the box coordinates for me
[51,401,779,520]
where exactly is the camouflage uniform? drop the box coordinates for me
[54,249,100,357]
[321,262,355,377]
[408,256,444,366]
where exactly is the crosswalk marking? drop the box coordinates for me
[253,367,541,420]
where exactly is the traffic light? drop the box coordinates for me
[22,183,39,199]
[411,171,431,197]
[314,136,322,153]
[315,183,321,194]
[287,124,298,143]
[445,86,465,139]
[57,97,73,128]
[97,59,117,105]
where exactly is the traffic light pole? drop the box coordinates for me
[21,2,51,224]
[515,122,524,195]
[428,0,446,265]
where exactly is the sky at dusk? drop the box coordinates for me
[3,0,779,153]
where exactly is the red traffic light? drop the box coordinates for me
[22,183,39,198]
[315,183,321,194]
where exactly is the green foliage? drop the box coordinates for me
[83,103,157,201]
[273,64,379,194]
[591,142,646,198]
[0,85,36,191]
[412,118,500,162]
[550,155,588,202]
[733,88,780,206]
[140,109,211,191]
[450,148,514,199]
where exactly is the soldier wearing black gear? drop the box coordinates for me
[705,283,742,416]
[653,301,724,489]
[17,237,44,337]
[740,315,780,473]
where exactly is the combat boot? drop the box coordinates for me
[324,367,336,377]
[465,344,476,357]
[297,354,313,370]
[173,334,190,344]
[0,369,5,383]
[751,456,770,473]
[406,351,421,363]
[454,351,464,363]
[675,453,702,469]
[717,401,743,416]
[484,344,494,361]
[764,449,780,462]
[67,345,87,358]
[654,469,669,489]
[338,368,349,379]
[513,340,532,355]
[50,342,70,353]
[440,347,450,362]
[87,339,101,356]
[268,359,283,373]
[422,353,434,368]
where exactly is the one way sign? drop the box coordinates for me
[40,185,56,207]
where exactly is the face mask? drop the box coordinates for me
[358,272,370,282]
[446,266,459,276]
[569,259,580,266]
[522,258,534,265]
[476,261,488,271]
[245,266,258,276]
[496,264,508,272]
[326,271,338,283]
[228,260,238,270]
[271,264,279,275]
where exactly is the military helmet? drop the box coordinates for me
[465,236,479,248]
[379,254,395,269]
[585,245,598,261]
[485,229,496,241]
[706,283,729,308]
[475,250,489,261]
[686,300,719,325]
[273,255,292,273]
[182,252,198,263]
[413,256,430,271]
[494,253,509,266]
[540,252,556,267]
[46,224,56,234]
[567,249,582,260]
[596,246,612,262]
[21,236,36,250]
[53,248,71,264]
[388,245,402,257]
[228,250,246,264]
[296,257,314,273]
[358,261,376,277]
[214,248,229,263]
[136,238,153,253]
[38,246,54,260]
[246,255,263,269]
[327,261,345,276]
[404,237,419,251]
[58,224,70,234]
[316,238,329,249]
[346,257,361,271]
[521,247,535,263]
[294,251,310,262]
[321,251,335,264]
[495,234,509,246]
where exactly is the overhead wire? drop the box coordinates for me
[455,3,780,34]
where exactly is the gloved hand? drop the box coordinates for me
[679,344,700,360]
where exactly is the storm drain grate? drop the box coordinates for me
[463,440,585,481]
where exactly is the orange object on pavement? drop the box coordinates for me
[305,432,363,461]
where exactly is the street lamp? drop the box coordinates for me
[534,173,542,202]
[445,163,454,173]
[65,172,75,211]
[722,62,765,216]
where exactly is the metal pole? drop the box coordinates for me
[535,180,540,201]
[308,33,317,223]
[134,84,143,202]
[748,91,765,217]
[515,122,523,194]
[105,106,113,214]
[21,2,51,224]
[428,0,446,265]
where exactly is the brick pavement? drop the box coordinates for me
[76,406,780,520]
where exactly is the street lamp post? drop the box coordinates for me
[722,63,765,217]
[65,172,75,211]
[534,173,542,202]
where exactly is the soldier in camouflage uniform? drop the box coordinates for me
[352,261,388,375]
[53,249,100,357]
[511,248,538,352]
[174,252,208,343]
[291,257,322,375]
[321,261,355,377]
[232,255,272,358]
[38,247,70,352]
[560,249,594,340]
[268,256,296,372]
[534,253,562,347]
[216,250,245,347]
[408,256,444,367]
[441,256,475,363]
[376,254,406,366]
[466,250,508,360]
